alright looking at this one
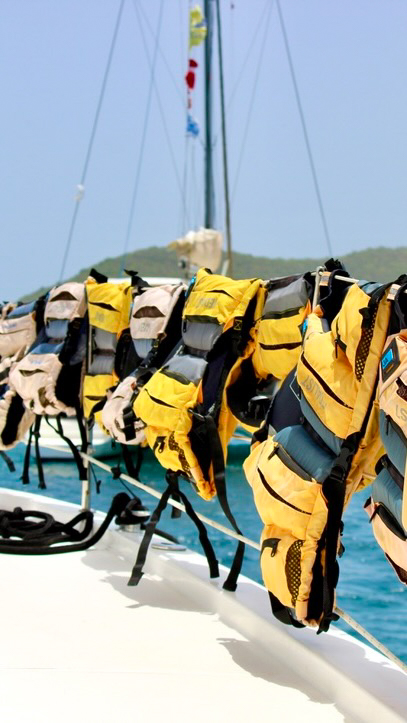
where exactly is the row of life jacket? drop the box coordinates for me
[244,277,394,631]
[0,272,186,459]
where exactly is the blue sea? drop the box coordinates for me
[2,442,406,664]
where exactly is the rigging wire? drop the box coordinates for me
[82,450,407,677]
[58,0,126,284]
[231,0,274,205]
[120,0,165,276]
[216,0,233,275]
[121,0,190,274]
[136,0,185,107]
[275,0,333,257]
[213,0,270,148]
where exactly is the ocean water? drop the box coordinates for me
[1,442,406,664]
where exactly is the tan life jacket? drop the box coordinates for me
[365,281,407,584]
[244,279,392,631]
[0,387,35,451]
[101,282,185,445]
[82,271,132,427]
[135,268,263,500]
[0,301,37,362]
[9,283,87,417]
[0,296,48,451]
[0,296,47,388]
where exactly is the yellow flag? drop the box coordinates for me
[189,5,207,49]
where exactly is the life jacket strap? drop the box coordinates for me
[318,441,356,633]
[191,411,245,592]
[121,443,144,482]
[268,591,306,629]
[33,416,46,489]
[0,450,15,472]
[128,471,219,586]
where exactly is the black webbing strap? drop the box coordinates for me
[0,492,129,555]
[194,412,245,592]
[75,402,88,457]
[44,415,87,480]
[318,442,355,633]
[380,455,404,490]
[167,473,182,519]
[127,484,172,586]
[0,450,15,472]
[89,268,108,284]
[33,416,46,489]
[21,424,33,485]
[121,443,144,481]
[268,591,305,629]
[128,472,219,586]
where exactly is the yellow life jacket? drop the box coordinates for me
[135,268,263,500]
[226,272,314,433]
[244,279,392,631]
[131,268,263,590]
[252,273,313,382]
[82,271,132,427]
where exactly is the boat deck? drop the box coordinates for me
[0,489,405,723]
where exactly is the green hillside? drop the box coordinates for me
[22,244,407,301]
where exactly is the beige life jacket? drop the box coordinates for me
[101,282,185,445]
[9,283,87,417]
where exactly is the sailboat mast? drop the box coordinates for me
[215,0,233,276]
[204,0,214,229]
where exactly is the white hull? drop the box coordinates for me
[0,487,405,722]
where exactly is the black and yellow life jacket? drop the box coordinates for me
[131,269,263,590]
[226,272,314,432]
[82,270,132,428]
[135,268,263,499]
[244,278,393,631]
[251,273,313,382]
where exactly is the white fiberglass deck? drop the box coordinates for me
[0,489,405,723]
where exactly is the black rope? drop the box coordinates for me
[0,493,130,555]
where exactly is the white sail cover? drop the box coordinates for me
[169,228,223,272]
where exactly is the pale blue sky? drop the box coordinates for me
[1,0,407,299]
